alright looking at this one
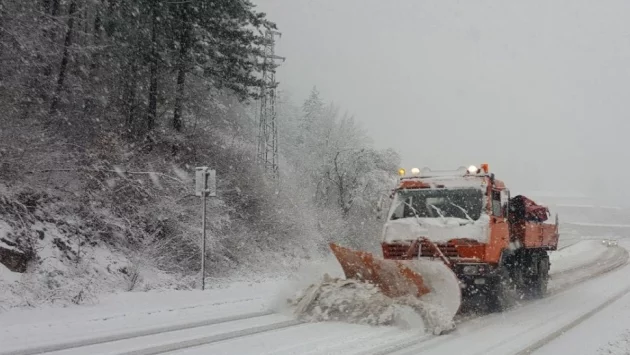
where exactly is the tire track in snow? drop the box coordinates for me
[0,310,276,355]
[95,296,263,322]
[514,285,630,355]
[119,319,304,355]
[463,274,630,355]
[357,335,433,355]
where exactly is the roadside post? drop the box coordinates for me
[195,167,216,290]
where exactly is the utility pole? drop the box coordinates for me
[257,30,285,180]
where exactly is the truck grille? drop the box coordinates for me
[381,243,412,259]
[382,241,459,259]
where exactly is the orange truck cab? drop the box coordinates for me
[380,164,559,311]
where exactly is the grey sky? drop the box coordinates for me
[253,0,630,204]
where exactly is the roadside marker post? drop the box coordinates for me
[195,167,216,290]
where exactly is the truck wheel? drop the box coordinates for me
[528,256,549,298]
[487,287,506,312]
[487,269,512,312]
[534,257,549,298]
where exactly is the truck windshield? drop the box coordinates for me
[390,188,484,221]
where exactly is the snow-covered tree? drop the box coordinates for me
[273,89,400,249]
[300,86,325,134]
[0,0,276,134]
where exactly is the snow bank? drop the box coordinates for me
[270,255,345,313]
[280,254,459,336]
[0,191,195,312]
[287,274,455,335]
[0,279,280,330]
[290,276,410,326]
[0,222,134,310]
[0,263,20,285]
[549,239,612,274]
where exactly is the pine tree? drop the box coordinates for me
[168,0,277,131]
[301,86,324,134]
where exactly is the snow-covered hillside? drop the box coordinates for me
[0,185,197,311]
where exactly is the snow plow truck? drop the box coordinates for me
[329,164,559,322]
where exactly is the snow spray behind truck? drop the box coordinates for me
[329,164,560,325]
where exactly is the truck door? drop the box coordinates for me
[487,189,510,263]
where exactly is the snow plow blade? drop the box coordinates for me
[329,242,431,298]
[329,243,462,320]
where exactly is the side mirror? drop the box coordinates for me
[376,195,390,220]
[555,213,559,233]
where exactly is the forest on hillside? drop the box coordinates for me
[0,0,399,307]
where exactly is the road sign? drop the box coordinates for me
[195,167,216,197]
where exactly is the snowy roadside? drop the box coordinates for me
[548,239,614,274]
[0,258,343,352]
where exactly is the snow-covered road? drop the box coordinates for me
[533,278,630,355]
[1,237,627,355]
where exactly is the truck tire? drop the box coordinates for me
[518,250,549,299]
[487,268,512,312]
[487,287,506,312]
[531,256,549,298]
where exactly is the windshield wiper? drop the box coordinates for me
[449,202,474,223]
[428,204,447,223]
[401,200,428,228]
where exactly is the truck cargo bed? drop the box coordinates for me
[511,221,559,250]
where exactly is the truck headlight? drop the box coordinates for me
[474,278,486,285]
[463,265,479,275]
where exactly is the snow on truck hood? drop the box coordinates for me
[382,214,490,243]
